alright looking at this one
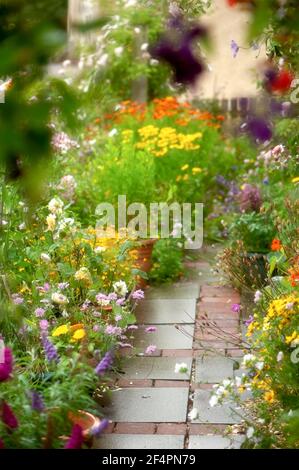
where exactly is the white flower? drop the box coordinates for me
[254,290,262,303]
[97,53,108,67]
[18,222,26,230]
[114,47,124,57]
[40,253,51,263]
[255,361,264,371]
[140,43,148,51]
[108,128,118,137]
[235,376,242,387]
[222,379,231,388]
[62,309,69,318]
[94,246,106,253]
[209,395,219,408]
[48,197,64,214]
[277,351,284,362]
[46,214,56,232]
[174,362,189,374]
[51,292,69,305]
[134,27,141,34]
[188,408,199,421]
[242,354,256,367]
[246,427,254,439]
[57,217,75,232]
[113,280,128,297]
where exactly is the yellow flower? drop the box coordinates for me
[181,164,189,171]
[72,328,86,341]
[192,167,202,174]
[292,177,299,183]
[52,324,69,337]
[46,214,56,232]
[285,331,299,345]
[264,390,275,403]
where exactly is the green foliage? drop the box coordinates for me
[229,211,276,253]
[149,239,184,284]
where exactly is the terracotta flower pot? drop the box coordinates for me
[134,238,157,288]
[68,410,100,439]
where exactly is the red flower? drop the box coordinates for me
[271,239,282,251]
[270,69,294,93]
[64,424,84,449]
[227,0,237,5]
[290,272,299,287]
[0,347,13,382]
[1,402,18,429]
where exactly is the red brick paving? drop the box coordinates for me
[156,423,187,435]
[114,423,156,434]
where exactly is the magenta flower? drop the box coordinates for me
[2,402,18,429]
[64,424,84,449]
[145,344,157,355]
[244,315,254,327]
[145,326,157,333]
[39,319,49,331]
[231,303,241,313]
[0,347,13,382]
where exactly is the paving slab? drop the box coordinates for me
[95,434,185,449]
[188,435,243,449]
[104,388,189,422]
[192,390,242,424]
[136,299,196,324]
[146,282,200,300]
[134,324,194,350]
[195,355,235,383]
[121,356,192,380]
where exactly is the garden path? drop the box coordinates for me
[94,246,246,449]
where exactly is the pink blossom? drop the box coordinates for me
[145,344,157,355]
[115,315,122,322]
[0,347,13,382]
[132,289,144,300]
[34,307,45,318]
[116,298,125,306]
[39,320,49,331]
[145,326,157,333]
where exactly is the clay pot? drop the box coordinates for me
[68,410,100,438]
[134,238,157,288]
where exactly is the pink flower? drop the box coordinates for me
[132,289,144,300]
[34,307,45,318]
[39,320,49,331]
[145,326,157,333]
[115,315,122,322]
[12,294,24,305]
[2,402,18,429]
[145,344,157,355]
[127,325,138,331]
[116,298,125,306]
[0,347,13,382]
[64,424,84,449]
[93,325,100,332]
[231,303,241,313]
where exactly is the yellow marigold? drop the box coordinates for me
[52,325,69,337]
[264,390,275,403]
[285,331,299,345]
[72,328,86,341]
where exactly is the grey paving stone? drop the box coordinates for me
[104,388,189,422]
[188,435,244,449]
[121,356,192,380]
[134,324,194,350]
[95,434,185,449]
[136,299,196,324]
[146,282,200,300]
[192,390,242,424]
[195,355,235,383]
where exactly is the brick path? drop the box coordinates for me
[94,247,245,449]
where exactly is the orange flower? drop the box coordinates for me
[290,272,299,287]
[69,323,85,333]
[271,238,282,251]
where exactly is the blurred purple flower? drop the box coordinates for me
[35,307,45,318]
[145,326,157,333]
[145,344,157,355]
[132,289,145,300]
[239,184,262,213]
[12,294,24,305]
[95,350,114,376]
[231,303,241,313]
[0,347,13,382]
[151,23,206,85]
[245,117,272,143]
[230,40,239,58]
[244,315,254,327]
[30,391,45,412]
[2,402,18,429]
[91,419,109,437]
[42,335,59,363]
[39,319,49,331]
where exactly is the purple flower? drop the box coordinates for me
[91,419,109,437]
[34,307,45,318]
[0,347,13,382]
[239,184,262,213]
[118,342,133,349]
[151,22,206,85]
[145,344,157,355]
[116,298,125,306]
[64,424,83,449]
[132,289,145,300]
[231,303,241,313]
[93,325,100,332]
[58,282,69,290]
[30,391,45,412]
[230,40,239,58]
[95,350,114,376]
[39,319,49,331]
[127,325,138,331]
[108,293,118,301]
[244,315,254,327]
[245,117,272,143]
[105,325,122,336]
[145,326,157,333]
[115,315,122,322]
[12,294,24,305]
[42,335,59,363]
